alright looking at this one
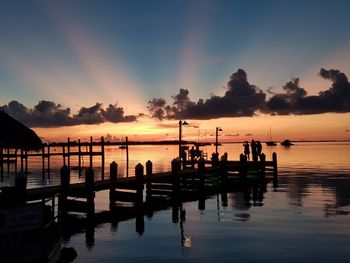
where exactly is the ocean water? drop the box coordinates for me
[2,142,350,262]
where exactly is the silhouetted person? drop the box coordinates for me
[220,152,228,161]
[195,145,201,158]
[243,141,250,160]
[256,141,262,156]
[256,141,262,158]
[251,140,258,161]
[190,146,196,167]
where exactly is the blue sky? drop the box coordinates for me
[1,0,350,141]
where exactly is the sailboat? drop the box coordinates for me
[265,126,277,146]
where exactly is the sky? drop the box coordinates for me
[0,0,350,142]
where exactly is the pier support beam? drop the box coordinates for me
[239,154,248,180]
[135,163,144,204]
[272,152,278,187]
[59,165,70,218]
[109,161,118,208]
[146,160,152,199]
[171,158,181,196]
[85,168,95,218]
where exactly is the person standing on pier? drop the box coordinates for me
[190,146,196,167]
[251,140,258,161]
[243,141,250,160]
[256,141,262,158]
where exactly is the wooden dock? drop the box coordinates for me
[0,152,277,209]
[0,152,278,250]
[0,136,105,180]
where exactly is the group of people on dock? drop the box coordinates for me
[243,140,262,161]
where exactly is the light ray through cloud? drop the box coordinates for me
[44,2,146,114]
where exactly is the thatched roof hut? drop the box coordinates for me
[0,111,43,151]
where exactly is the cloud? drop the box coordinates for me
[148,69,266,120]
[266,68,350,115]
[1,100,138,127]
[226,133,240,137]
[148,68,350,120]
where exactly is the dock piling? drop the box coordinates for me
[260,153,266,180]
[171,158,181,194]
[146,160,152,197]
[135,163,144,204]
[0,146,3,181]
[85,168,95,217]
[109,161,118,206]
[239,154,248,180]
[101,136,105,180]
[272,152,278,187]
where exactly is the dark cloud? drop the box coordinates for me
[266,68,350,115]
[148,68,350,120]
[2,100,138,128]
[245,133,253,136]
[147,69,266,120]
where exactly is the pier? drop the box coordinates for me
[0,136,105,181]
[0,152,278,214]
[0,152,277,260]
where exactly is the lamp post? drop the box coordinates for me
[178,120,188,158]
[215,127,223,154]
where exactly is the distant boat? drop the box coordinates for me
[265,126,277,146]
[281,139,293,146]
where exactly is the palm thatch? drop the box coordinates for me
[0,111,43,151]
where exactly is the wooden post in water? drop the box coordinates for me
[89,136,93,168]
[171,158,181,195]
[109,161,118,208]
[0,146,3,181]
[126,136,129,177]
[197,157,206,192]
[67,137,71,168]
[135,163,144,235]
[85,167,95,217]
[272,152,278,187]
[20,148,23,172]
[59,165,70,218]
[6,148,10,174]
[14,149,17,173]
[24,148,28,174]
[62,144,66,166]
[145,160,152,199]
[239,153,248,180]
[60,165,70,188]
[101,136,105,180]
[259,153,266,180]
[47,143,51,178]
[135,163,144,204]
[78,139,81,177]
[42,144,45,179]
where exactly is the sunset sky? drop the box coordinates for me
[1,0,350,142]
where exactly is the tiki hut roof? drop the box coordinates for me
[0,111,43,151]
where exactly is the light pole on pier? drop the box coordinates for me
[215,127,223,154]
[178,120,188,158]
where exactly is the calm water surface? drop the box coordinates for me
[2,142,350,262]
